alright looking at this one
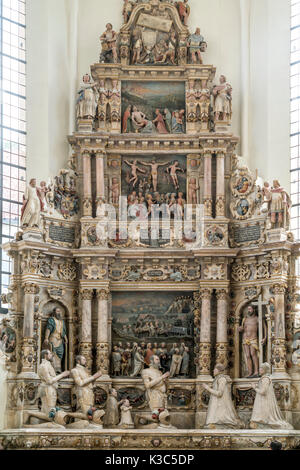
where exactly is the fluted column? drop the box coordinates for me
[82,151,92,216]
[273,284,287,375]
[216,289,229,368]
[96,288,110,376]
[216,152,225,217]
[95,151,106,211]
[203,152,212,217]
[21,283,37,374]
[80,289,93,371]
[199,288,213,376]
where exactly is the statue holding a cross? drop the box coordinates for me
[239,297,268,378]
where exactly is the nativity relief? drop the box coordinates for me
[0,0,299,451]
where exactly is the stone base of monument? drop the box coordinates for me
[1,429,300,450]
[22,228,43,242]
[77,118,94,132]
[266,228,288,243]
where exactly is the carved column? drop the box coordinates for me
[216,289,229,368]
[96,288,110,376]
[203,152,212,217]
[273,284,287,375]
[21,283,37,374]
[82,151,92,217]
[95,151,106,212]
[216,152,225,217]
[199,288,213,376]
[80,289,93,371]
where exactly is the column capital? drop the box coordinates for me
[199,288,213,300]
[273,284,287,295]
[95,150,106,158]
[80,289,94,301]
[96,288,110,300]
[216,289,228,301]
[22,283,38,295]
[81,149,92,157]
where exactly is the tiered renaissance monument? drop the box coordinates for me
[1,0,300,450]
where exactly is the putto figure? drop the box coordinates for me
[203,364,244,429]
[250,363,293,430]
[21,178,44,229]
[44,307,68,374]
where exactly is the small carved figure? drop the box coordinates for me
[109,177,120,204]
[76,74,98,120]
[140,160,169,192]
[132,33,143,64]
[169,348,182,377]
[104,388,123,427]
[239,305,266,378]
[112,345,122,376]
[167,161,184,190]
[43,307,68,374]
[153,108,169,134]
[250,363,293,429]
[203,363,243,429]
[21,178,44,228]
[180,347,190,376]
[119,398,134,429]
[177,0,190,26]
[124,159,146,188]
[213,75,232,121]
[188,177,200,204]
[188,28,206,64]
[123,0,134,23]
[130,347,145,377]
[100,23,118,63]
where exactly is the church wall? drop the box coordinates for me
[26,0,290,188]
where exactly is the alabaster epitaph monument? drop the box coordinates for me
[0,0,300,451]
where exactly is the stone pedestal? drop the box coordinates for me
[77,118,93,132]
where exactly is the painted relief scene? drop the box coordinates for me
[122,81,185,134]
[111,291,195,378]
[122,155,187,221]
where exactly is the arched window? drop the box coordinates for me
[0,0,26,313]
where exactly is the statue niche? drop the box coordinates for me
[41,301,69,374]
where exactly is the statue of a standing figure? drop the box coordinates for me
[103,388,123,427]
[203,364,244,429]
[250,363,293,429]
[43,307,68,374]
[141,355,175,429]
[76,74,98,120]
[70,355,104,428]
[213,75,232,121]
[21,178,44,229]
[267,180,291,229]
[239,305,266,378]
